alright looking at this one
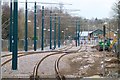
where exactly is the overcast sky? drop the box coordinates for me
[5,0,117,19]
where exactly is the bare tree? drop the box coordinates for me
[2,2,10,39]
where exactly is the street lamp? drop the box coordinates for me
[28,20,31,23]
[36,26,40,48]
[44,28,47,31]
[61,30,65,44]
[65,28,68,40]
[61,28,68,45]
[48,29,50,31]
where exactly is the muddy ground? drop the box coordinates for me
[58,46,120,78]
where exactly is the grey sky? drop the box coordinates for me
[5,0,117,19]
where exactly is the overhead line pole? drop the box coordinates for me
[49,11,52,49]
[58,16,61,48]
[103,24,106,76]
[34,2,37,51]
[76,20,78,47]
[12,0,18,70]
[54,14,56,49]
[9,0,13,52]
[18,1,72,51]
[78,20,80,46]
[24,0,28,51]
[41,6,45,50]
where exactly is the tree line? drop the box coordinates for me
[2,2,119,40]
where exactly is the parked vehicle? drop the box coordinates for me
[97,39,111,51]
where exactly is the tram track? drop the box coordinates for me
[30,45,86,80]
[30,45,74,79]
[55,45,87,80]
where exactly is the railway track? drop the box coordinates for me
[55,45,87,80]
[30,45,74,79]
[1,45,69,66]
[30,45,86,80]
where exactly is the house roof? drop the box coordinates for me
[89,29,103,34]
